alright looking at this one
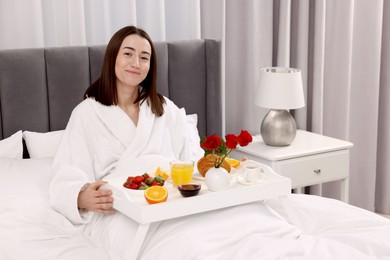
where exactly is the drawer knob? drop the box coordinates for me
[314,168,321,174]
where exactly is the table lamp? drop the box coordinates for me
[255,67,305,146]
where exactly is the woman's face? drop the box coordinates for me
[115,34,151,89]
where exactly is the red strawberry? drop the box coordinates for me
[151,181,162,186]
[127,182,139,190]
[132,176,145,184]
[142,173,150,179]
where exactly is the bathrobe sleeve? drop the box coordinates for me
[49,101,97,225]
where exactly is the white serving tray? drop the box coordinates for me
[103,160,291,224]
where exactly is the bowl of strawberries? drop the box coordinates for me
[123,168,169,191]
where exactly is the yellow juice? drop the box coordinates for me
[170,161,194,186]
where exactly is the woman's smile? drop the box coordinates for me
[126,69,141,75]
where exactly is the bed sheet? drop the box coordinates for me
[137,201,380,260]
[0,158,122,260]
[267,194,390,258]
[1,157,390,260]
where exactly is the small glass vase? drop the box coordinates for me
[205,167,231,191]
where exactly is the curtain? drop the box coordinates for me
[0,0,201,49]
[376,0,390,214]
[1,0,389,214]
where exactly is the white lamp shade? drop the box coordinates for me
[255,67,305,109]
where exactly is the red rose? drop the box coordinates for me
[200,130,252,168]
[225,134,238,149]
[201,134,222,151]
[237,130,252,147]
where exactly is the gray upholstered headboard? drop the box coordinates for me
[0,39,221,141]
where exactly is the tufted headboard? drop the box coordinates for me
[0,39,221,141]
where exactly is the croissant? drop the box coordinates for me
[197,154,232,177]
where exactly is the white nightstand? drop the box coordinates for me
[230,130,353,203]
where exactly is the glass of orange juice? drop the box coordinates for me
[170,159,194,186]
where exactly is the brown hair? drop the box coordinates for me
[84,25,165,116]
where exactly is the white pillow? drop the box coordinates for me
[186,113,201,144]
[23,130,64,158]
[0,158,54,205]
[0,130,23,159]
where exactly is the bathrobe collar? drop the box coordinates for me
[86,98,155,153]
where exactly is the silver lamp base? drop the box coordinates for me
[260,109,297,146]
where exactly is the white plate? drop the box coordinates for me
[237,175,267,186]
[192,171,205,180]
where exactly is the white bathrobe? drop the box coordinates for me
[49,97,203,225]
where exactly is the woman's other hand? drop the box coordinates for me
[78,180,114,214]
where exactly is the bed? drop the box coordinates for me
[1,40,390,260]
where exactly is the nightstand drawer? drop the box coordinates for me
[276,150,349,188]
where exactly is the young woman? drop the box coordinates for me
[49,25,203,257]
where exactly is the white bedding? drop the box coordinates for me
[0,158,122,260]
[1,157,390,260]
[138,201,383,260]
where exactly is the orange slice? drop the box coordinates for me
[154,167,169,180]
[225,157,240,168]
[144,186,168,204]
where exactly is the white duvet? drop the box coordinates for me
[139,200,386,260]
[1,157,390,260]
[0,158,122,260]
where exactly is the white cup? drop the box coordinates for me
[244,164,264,183]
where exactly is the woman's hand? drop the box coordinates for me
[78,180,114,214]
